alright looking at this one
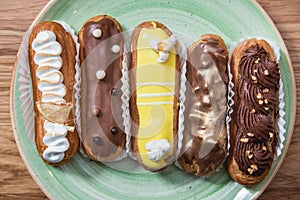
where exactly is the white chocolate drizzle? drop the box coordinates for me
[145,139,171,161]
[32,30,70,163]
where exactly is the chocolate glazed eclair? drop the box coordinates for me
[178,34,229,176]
[79,15,126,161]
[228,38,280,185]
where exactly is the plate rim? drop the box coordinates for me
[10,0,297,199]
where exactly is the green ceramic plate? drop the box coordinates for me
[11,0,296,199]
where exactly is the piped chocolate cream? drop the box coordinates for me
[178,35,228,176]
[79,16,125,161]
[234,45,279,176]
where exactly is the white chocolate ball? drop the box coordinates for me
[92,29,102,38]
[111,45,120,53]
[96,70,106,80]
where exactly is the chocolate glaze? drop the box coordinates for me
[180,36,228,175]
[234,45,279,176]
[80,17,125,160]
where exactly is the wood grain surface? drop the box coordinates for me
[0,0,299,199]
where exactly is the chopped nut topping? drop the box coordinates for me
[238,74,241,80]
[269,132,274,138]
[264,99,269,104]
[258,100,264,105]
[251,75,257,81]
[263,88,270,93]
[264,70,269,75]
[255,58,261,64]
[193,86,200,93]
[262,146,267,151]
[250,109,256,114]
[240,138,249,143]
[248,154,254,159]
[246,150,251,155]
[256,93,262,99]
[247,132,254,137]
[248,168,254,174]
[251,164,258,171]
[254,69,258,73]
[264,107,270,111]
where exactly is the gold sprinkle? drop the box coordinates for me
[256,93,262,99]
[269,132,274,138]
[263,88,270,93]
[262,146,267,151]
[264,70,269,75]
[255,58,261,64]
[264,107,270,111]
[240,138,249,143]
[248,154,254,159]
[251,109,256,114]
[258,100,264,105]
[251,164,258,171]
[247,133,254,137]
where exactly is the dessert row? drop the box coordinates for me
[27,15,280,186]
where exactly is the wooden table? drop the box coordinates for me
[1,0,299,199]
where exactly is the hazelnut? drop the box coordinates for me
[256,93,262,99]
[240,138,249,143]
[247,133,254,137]
[263,88,270,93]
[264,70,269,75]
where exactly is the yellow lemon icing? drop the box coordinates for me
[136,23,177,169]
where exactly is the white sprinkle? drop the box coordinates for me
[96,70,106,80]
[92,29,102,38]
[111,45,120,53]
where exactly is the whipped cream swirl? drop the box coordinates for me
[42,120,70,163]
[32,30,70,163]
[145,139,171,161]
[32,31,66,105]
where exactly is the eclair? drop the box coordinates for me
[79,15,126,161]
[178,34,229,176]
[130,21,180,171]
[28,21,79,166]
[228,38,280,185]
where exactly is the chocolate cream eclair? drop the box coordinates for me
[178,34,229,176]
[79,15,126,162]
[228,38,280,185]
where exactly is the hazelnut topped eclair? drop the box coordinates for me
[178,34,229,176]
[79,15,126,162]
[228,38,280,185]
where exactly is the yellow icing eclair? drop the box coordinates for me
[130,21,180,171]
